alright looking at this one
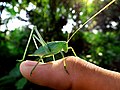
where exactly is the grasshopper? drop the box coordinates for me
[20,0,115,75]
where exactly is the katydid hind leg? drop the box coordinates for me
[17,27,34,62]
[32,34,39,49]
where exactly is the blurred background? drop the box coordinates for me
[0,0,120,89]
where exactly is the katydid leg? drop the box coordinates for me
[60,52,69,74]
[33,34,42,44]
[18,27,34,62]
[68,47,77,56]
[32,35,39,49]
[30,57,44,76]
[52,55,55,61]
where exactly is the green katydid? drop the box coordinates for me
[20,0,116,75]
[23,26,77,75]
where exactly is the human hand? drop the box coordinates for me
[20,56,120,90]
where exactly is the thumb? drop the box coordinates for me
[20,57,73,90]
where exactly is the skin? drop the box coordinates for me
[20,56,120,90]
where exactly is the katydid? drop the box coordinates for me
[26,27,76,75]
[20,0,115,75]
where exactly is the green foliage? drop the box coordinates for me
[0,63,23,90]
[0,0,120,89]
[82,31,120,70]
[15,77,27,90]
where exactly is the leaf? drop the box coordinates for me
[0,75,16,86]
[15,78,27,90]
[6,7,17,16]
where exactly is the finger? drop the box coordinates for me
[20,58,72,90]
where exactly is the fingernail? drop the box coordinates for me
[24,60,46,66]
[24,60,38,66]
